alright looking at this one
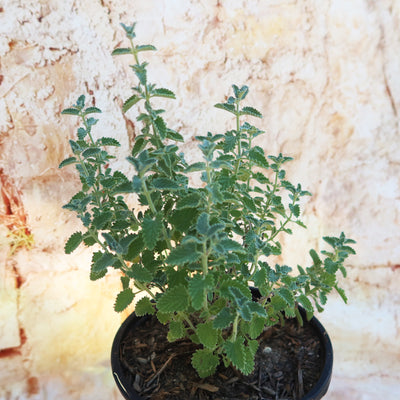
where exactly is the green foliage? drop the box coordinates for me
[59,22,356,379]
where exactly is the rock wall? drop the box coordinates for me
[1,0,399,399]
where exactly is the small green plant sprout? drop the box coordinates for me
[59,22,356,378]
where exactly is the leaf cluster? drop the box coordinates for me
[59,23,356,378]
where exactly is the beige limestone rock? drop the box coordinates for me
[1,0,400,399]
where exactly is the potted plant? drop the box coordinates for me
[59,22,356,400]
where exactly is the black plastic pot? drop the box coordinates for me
[111,301,333,400]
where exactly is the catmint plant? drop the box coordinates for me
[59,22,356,378]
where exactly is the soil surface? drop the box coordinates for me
[118,315,323,400]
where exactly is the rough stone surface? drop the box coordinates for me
[1,1,399,399]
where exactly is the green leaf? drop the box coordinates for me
[65,232,83,254]
[61,107,80,116]
[114,288,134,312]
[121,276,130,290]
[59,157,77,169]
[136,44,157,52]
[92,251,116,273]
[157,285,190,313]
[142,215,162,250]
[188,275,206,310]
[176,193,202,210]
[167,320,186,341]
[324,258,339,274]
[84,107,102,114]
[213,307,235,329]
[152,177,180,190]
[223,337,247,373]
[154,116,167,138]
[152,88,176,99]
[102,232,123,253]
[309,249,322,267]
[90,264,107,281]
[196,212,209,235]
[277,287,295,308]
[191,349,219,378]
[249,315,266,339]
[123,95,141,113]
[297,294,313,312]
[166,242,201,266]
[197,322,218,349]
[218,238,245,253]
[248,146,268,167]
[240,106,262,118]
[135,297,155,316]
[127,264,153,282]
[335,285,348,304]
[185,162,206,173]
[166,128,184,142]
[97,137,121,146]
[82,147,101,158]
[169,208,198,232]
[214,103,236,115]
[111,47,132,56]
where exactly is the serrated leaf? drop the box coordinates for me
[188,275,206,310]
[197,322,218,349]
[248,146,268,168]
[127,264,153,282]
[249,315,266,339]
[97,137,121,146]
[213,307,235,329]
[154,116,167,138]
[59,157,77,169]
[218,238,245,253]
[114,288,134,312]
[185,162,206,173]
[123,95,141,113]
[142,215,162,250]
[253,267,267,289]
[176,193,202,210]
[157,285,189,313]
[240,106,262,118]
[135,297,155,316]
[121,276,130,290]
[102,232,123,253]
[196,212,209,235]
[111,47,132,56]
[92,251,116,273]
[214,103,236,115]
[65,232,83,254]
[157,311,172,324]
[324,258,339,274]
[82,147,101,158]
[277,287,295,308]
[297,294,313,312]
[152,177,180,190]
[90,264,107,281]
[136,44,157,52]
[166,128,184,142]
[61,107,80,116]
[152,88,176,99]
[192,349,219,378]
[166,242,201,266]
[167,320,186,341]
[223,337,247,372]
[84,107,102,114]
[335,285,348,304]
[309,249,322,267]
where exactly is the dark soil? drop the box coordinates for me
[118,315,323,400]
